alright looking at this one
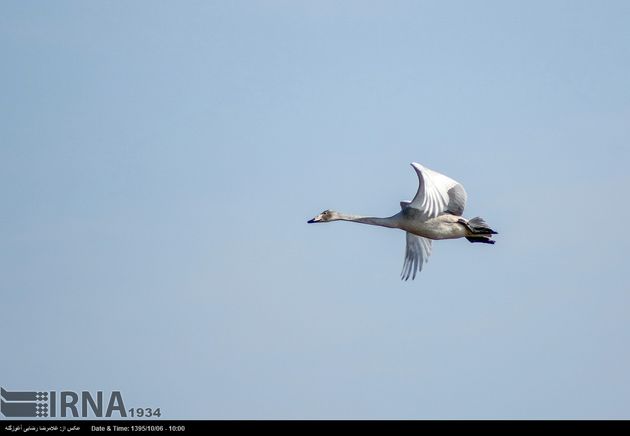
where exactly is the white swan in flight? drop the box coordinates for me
[307,162,497,280]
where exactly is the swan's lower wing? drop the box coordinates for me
[401,233,433,281]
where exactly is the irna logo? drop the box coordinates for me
[1,388,127,418]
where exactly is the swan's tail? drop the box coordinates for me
[465,217,497,244]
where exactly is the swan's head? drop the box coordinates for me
[307,209,340,223]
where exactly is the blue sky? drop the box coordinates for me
[1,1,629,419]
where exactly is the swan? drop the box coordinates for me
[307,162,497,280]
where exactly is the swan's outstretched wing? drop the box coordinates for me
[399,200,432,280]
[401,232,433,281]
[408,162,467,217]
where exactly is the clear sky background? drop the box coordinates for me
[1,1,629,419]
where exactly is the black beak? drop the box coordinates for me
[307,218,316,224]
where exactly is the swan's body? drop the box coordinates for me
[307,162,497,280]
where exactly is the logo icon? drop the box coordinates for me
[1,388,49,418]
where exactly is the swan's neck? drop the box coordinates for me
[336,213,401,229]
